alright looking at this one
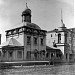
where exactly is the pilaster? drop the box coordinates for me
[24,33,27,60]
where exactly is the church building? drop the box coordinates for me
[1,3,47,62]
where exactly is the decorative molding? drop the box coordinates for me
[6,26,47,37]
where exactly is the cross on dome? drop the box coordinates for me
[26,2,28,9]
[61,9,65,27]
[22,2,31,23]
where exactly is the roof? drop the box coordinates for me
[46,46,59,50]
[46,46,62,54]
[47,27,69,33]
[47,29,58,33]
[5,22,42,32]
[0,38,22,47]
[26,22,41,30]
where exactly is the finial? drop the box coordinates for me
[61,8,63,23]
[26,2,28,9]
[61,8,64,27]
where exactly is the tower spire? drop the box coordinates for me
[61,8,62,21]
[26,2,28,9]
[61,8,65,27]
[61,8,63,26]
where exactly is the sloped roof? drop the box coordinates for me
[47,29,58,33]
[6,22,41,32]
[46,46,59,50]
[46,46,62,54]
[0,38,22,47]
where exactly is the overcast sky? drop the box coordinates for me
[0,0,74,43]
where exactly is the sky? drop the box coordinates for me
[0,0,74,43]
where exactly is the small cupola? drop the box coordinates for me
[22,3,31,23]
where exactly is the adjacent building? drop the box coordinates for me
[46,16,75,62]
[67,28,75,60]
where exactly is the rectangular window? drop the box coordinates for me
[26,51,31,59]
[9,51,13,57]
[51,34,52,37]
[58,34,61,43]
[3,51,6,57]
[34,37,37,45]
[0,51,1,56]
[27,36,31,45]
[17,51,22,59]
[41,38,44,45]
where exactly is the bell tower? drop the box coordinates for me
[22,3,31,23]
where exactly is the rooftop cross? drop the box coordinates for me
[26,2,28,9]
[61,8,65,27]
[61,8,63,25]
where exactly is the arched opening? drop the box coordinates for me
[58,34,61,43]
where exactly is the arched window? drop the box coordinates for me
[58,34,61,43]
[34,37,37,45]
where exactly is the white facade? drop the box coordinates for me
[47,26,75,62]
[46,26,71,62]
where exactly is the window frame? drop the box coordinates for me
[41,38,44,45]
[27,36,31,45]
[51,34,52,37]
[58,33,61,43]
[8,51,13,57]
[3,50,6,57]
[17,50,22,59]
[34,37,37,45]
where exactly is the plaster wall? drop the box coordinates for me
[57,46,64,55]
[46,32,58,47]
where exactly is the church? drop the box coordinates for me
[0,3,74,64]
[1,3,47,62]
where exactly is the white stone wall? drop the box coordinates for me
[23,34,46,60]
[46,32,58,47]
[60,32,65,43]
[57,45,64,55]
[46,31,67,55]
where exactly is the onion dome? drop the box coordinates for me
[22,3,31,16]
